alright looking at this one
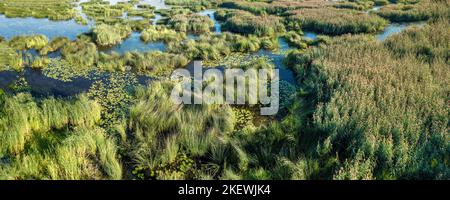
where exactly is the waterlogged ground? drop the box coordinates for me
[0,0,428,97]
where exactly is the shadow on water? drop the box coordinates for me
[0,68,93,98]
[0,67,154,98]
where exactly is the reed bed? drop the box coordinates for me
[284,20,449,179]
[127,81,235,180]
[0,42,23,71]
[0,0,77,20]
[287,8,388,35]
[220,0,333,15]
[168,14,215,34]
[8,35,49,51]
[219,10,285,36]
[39,37,70,56]
[93,24,132,47]
[140,26,186,43]
[375,0,449,22]
[166,0,221,11]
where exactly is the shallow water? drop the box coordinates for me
[0,67,154,98]
[152,14,163,25]
[198,10,222,34]
[376,22,425,41]
[366,6,382,13]
[101,32,166,54]
[0,15,91,40]
[303,32,318,40]
[255,38,296,84]
[0,68,93,98]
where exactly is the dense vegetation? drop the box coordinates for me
[0,0,77,20]
[0,0,448,180]
[286,8,388,35]
[374,0,448,22]
[218,9,285,36]
[284,19,449,179]
[168,14,215,34]
[93,24,132,46]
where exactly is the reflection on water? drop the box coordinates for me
[303,32,318,40]
[153,14,163,25]
[0,15,91,40]
[254,38,296,84]
[367,6,382,13]
[198,10,222,34]
[376,22,425,41]
[101,32,166,54]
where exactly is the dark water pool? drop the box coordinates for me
[0,67,153,98]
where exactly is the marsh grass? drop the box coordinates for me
[127,81,235,179]
[0,0,77,20]
[93,24,132,47]
[140,26,186,43]
[168,13,215,34]
[219,10,285,37]
[0,93,101,156]
[60,38,98,67]
[333,1,375,11]
[220,0,333,15]
[8,35,49,51]
[124,51,189,76]
[0,127,122,180]
[375,0,449,22]
[166,0,220,11]
[284,20,449,179]
[167,33,267,61]
[80,0,135,23]
[0,42,23,71]
[283,31,308,49]
[287,8,388,35]
[39,37,70,56]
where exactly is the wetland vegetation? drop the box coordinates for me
[0,0,448,180]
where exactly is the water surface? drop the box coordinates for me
[0,68,92,98]
[101,32,166,54]
[198,10,222,34]
[303,32,318,40]
[376,22,425,41]
[255,38,296,84]
[0,15,91,40]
